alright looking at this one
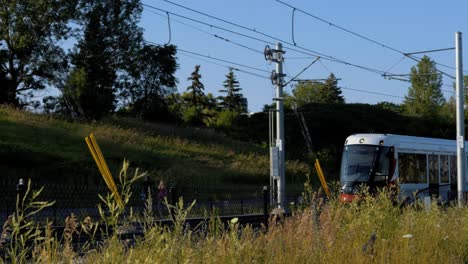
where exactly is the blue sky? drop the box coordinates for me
[140,0,467,112]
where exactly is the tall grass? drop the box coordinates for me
[2,171,468,263]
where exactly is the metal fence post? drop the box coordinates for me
[16,179,25,216]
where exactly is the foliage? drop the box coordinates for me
[185,65,206,109]
[215,110,240,129]
[285,73,344,108]
[97,159,146,236]
[375,101,403,114]
[122,44,178,122]
[70,0,144,119]
[0,0,78,106]
[4,179,55,263]
[218,69,247,113]
[403,56,445,118]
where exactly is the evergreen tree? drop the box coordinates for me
[186,65,205,109]
[218,69,247,113]
[403,56,445,117]
[321,73,345,104]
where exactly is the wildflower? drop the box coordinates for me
[230,218,239,224]
[402,234,413,239]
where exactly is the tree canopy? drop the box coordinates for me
[403,55,445,117]
[0,0,78,106]
[68,0,144,119]
[285,73,344,108]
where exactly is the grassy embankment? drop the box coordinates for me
[0,106,309,198]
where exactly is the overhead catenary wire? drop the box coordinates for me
[283,57,320,87]
[340,86,405,99]
[144,2,458,102]
[144,8,263,55]
[165,12,172,44]
[291,8,297,46]
[145,40,271,80]
[176,47,271,74]
[147,39,405,101]
[179,51,271,80]
[143,2,394,77]
[274,0,468,75]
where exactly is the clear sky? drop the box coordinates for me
[140,0,467,112]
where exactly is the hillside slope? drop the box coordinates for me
[0,106,309,197]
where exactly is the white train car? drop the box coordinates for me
[339,133,468,203]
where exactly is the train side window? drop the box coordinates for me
[398,153,427,184]
[440,155,449,184]
[450,156,457,184]
[428,155,439,184]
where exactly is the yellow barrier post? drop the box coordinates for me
[314,159,331,198]
[85,133,123,208]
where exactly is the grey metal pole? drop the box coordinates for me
[275,43,286,210]
[455,31,465,207]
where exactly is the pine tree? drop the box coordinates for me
[403,56,445,117]
[321,73,345,104]
[218,69,247,113]
[186,65,205,109]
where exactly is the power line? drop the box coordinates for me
[179,51,270,80]
[274,0,466,76]
[143,2,392,77]
[145,9,263,55]
[340,86,405,99]
[176,48,271,74]
[274,0,404,53]
[143,8,263,54]
[145,40,270,80]
[144,2,458,102]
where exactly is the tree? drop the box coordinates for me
[0,0,78,106]
[440,75,468,120]
[403,56,445,117]
[285,73,344,108]
[70,0,143,119]
[218,69,247,113]
[376,102,403,114]
[123,44,178,122]
[321,73,345,104]
[186,65,206,109]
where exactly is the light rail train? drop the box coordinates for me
[340,134,468,203]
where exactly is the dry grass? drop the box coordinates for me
[2,184,468,263]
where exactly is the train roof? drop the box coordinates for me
[344,133,462,152]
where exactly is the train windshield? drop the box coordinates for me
[340,145,390,183]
